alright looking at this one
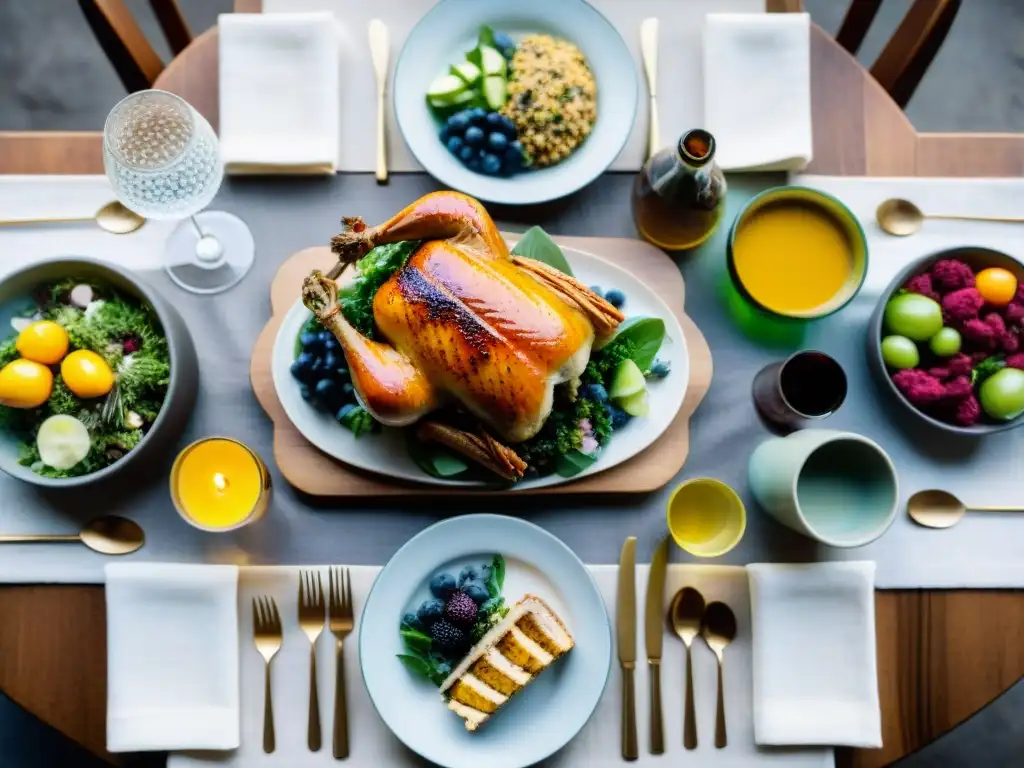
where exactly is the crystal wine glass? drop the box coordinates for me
[103,90,254,295]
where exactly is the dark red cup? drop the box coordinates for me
[752,351,848,432]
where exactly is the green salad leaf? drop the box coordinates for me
[406,433,471,479]
[511,227,574,276]
[605,317,666,372]
[486,554,506,598]
[554,449,599,478]
[399,627,433,656]
[972,355,1006,385]
[338,241,420,338]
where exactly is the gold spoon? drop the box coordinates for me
[701,601,736,749]
[907,489,1023,529]
[668,586,705,750]
[0,515,144,555]
[0,201,145,235]
[877,197,1024,237]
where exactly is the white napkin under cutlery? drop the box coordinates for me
[105,563,240,752]
[218,12,340,175]
[703,13,813,172]
[747,561,882,748]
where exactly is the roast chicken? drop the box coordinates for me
[301,191,623,479]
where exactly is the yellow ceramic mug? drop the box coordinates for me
[666,478,746,557]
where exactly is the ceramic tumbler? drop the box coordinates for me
[748,429,898,547]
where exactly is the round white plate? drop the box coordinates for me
[271,243,689,488]
[359,514,611,768]
[393,0,637,205]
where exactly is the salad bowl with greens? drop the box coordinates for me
[0,259,197,488]
[272,228,689,489]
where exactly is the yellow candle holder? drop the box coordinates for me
[666,477,746,558]
[170,437,271,532]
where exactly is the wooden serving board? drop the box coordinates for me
[249,235,713,496]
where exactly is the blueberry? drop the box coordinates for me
[580,383,609,403]
[429,572,457,599]
[648,360,671,379]
[463,582,489,604]
[464,126,485,148]
[317,330,333,344]
[434,660,452,678]
[504,140,525,170]
[492,32,515,58]
[417,598,445,626]
[499,115,518,138]
[447,135,465,156]
[401,612,420,629]
[314,378,339,409]
[290,352,315,382]
[299,384,312,402]
[605,289,625,309]
[458,565,481,587]
[467,107,488,126]
[342,382,355,397]
[299,331,322,352]
[323,335,338,352]
[323,351,339,373]
[336,403,357,422]
[487,132,509,153]
[310,357,326,375]
[457,144,475,164]
[439,125,450,144]
[465,155,481,172]
[610,406,632,430]
[446,112,470,135]
[481,153,502,175]
[485,112,505,131]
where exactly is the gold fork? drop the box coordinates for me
[329,567,354,759]
[252,596,283,754]
[299,570,325,752]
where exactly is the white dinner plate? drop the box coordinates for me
[393,0,637,204]
[359,514,611,768]
[271,242,689,489]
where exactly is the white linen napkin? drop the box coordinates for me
[105,563,241,752]
[703,13,812,172]
[218,13,340,174]
[747,562,882,748]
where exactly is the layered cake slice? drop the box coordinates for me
[439,594,574,731]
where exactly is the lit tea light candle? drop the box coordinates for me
[171,437,271,531]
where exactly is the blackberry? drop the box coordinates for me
[430,619,467,652]
[445,591,478,625]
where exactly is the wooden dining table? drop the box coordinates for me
[0,1,1022,766]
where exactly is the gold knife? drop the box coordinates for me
[644,536,669,754]
[368,19,390,184]
[640,18,660,162]
[617,537,638,761]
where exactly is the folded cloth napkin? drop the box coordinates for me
[106,563,240,752]
[703,13,812,172]
[747,562,882,747]
[218,12,340,174]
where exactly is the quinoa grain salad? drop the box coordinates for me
[502,35,598,167]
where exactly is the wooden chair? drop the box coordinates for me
[78,0,193,93]
[772,0,962,109]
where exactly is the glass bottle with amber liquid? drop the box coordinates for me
[632,128,727,251]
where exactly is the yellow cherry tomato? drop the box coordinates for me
[975,267,1018,306]
[60,350,115,399]
[15,320,69,365]
[0,359,54,409]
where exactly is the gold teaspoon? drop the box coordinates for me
[701,601,737,749]
[877,197,1024,237]
[907,489,1024,529]
[0,201,145,235]
[669,586,705,750]
[0,515,144,555]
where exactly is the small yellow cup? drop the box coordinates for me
[666,478,746,558]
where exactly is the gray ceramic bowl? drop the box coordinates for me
[0,259,198,488]
[868,246,1024,436]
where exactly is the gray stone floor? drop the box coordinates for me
[0,0,1022,766]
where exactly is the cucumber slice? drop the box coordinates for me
[428,89,475,110]
[451,61,482,86]
[426,74,468,102]
[619,389,650,418]
[482,75,507,111]
[609,359,646,400]
[478,45,506,76]
[37,414,91,471]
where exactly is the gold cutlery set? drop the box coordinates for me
[619,536,737,760]
[253,567,354,758]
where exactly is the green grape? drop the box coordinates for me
[929,327,962,357]
[884,294,943,342]
[979,368,1024,421]
[881,335,920,370]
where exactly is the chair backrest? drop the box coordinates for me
[831,0,958,109]
[78,0,193,93]
[774,0,962,110]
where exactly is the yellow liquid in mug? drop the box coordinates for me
[733,201,853,314]
[174,439,264,530]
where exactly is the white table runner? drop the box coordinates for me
[259,0,766,172]
[168,565,834,767]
